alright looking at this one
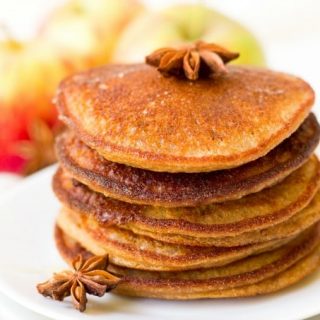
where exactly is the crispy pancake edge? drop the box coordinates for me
[53,155,320,238]
[129,191,320,247]
[56,207,296,271]
[56,114,320,207]
[55,224,320,299]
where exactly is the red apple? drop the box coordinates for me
[0,0,144,174]
[0,2,265,174]
[0,39,74,173]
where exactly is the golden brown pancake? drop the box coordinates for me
[55,113,320,207]
[53,155,320,240]
[136,191,320,247]
[55,64,314,172]
[55,223,320,299]
[56,207,295,271]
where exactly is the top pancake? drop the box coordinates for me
[55,64,314,172]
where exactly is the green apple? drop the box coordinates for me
[113,4,265,66]
[39,0,144,67]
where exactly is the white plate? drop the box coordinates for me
[0,292,49,320]
[0,165,320,320]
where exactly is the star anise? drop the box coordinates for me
[146,40,239,80]
[37,254,121,312]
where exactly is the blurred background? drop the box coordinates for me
[0,0,319,185]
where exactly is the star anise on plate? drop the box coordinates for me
[146,40,239,80]
[37,254,121,312]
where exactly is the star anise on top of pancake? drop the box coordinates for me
[145,40,239,80]
[36,254,121,312]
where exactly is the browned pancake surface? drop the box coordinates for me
[56,64,314,172]
[53,155,320,239]
[56,114,320,207]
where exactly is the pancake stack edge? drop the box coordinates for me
[52,63,320,299]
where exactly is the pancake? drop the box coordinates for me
[55,223,320,299]
[53,155,320,239]
[56,113,320,207]
[56,207,295,271]
[55,64,314,173]
[136,191,320,247]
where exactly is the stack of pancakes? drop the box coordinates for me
[53,63,320,299]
